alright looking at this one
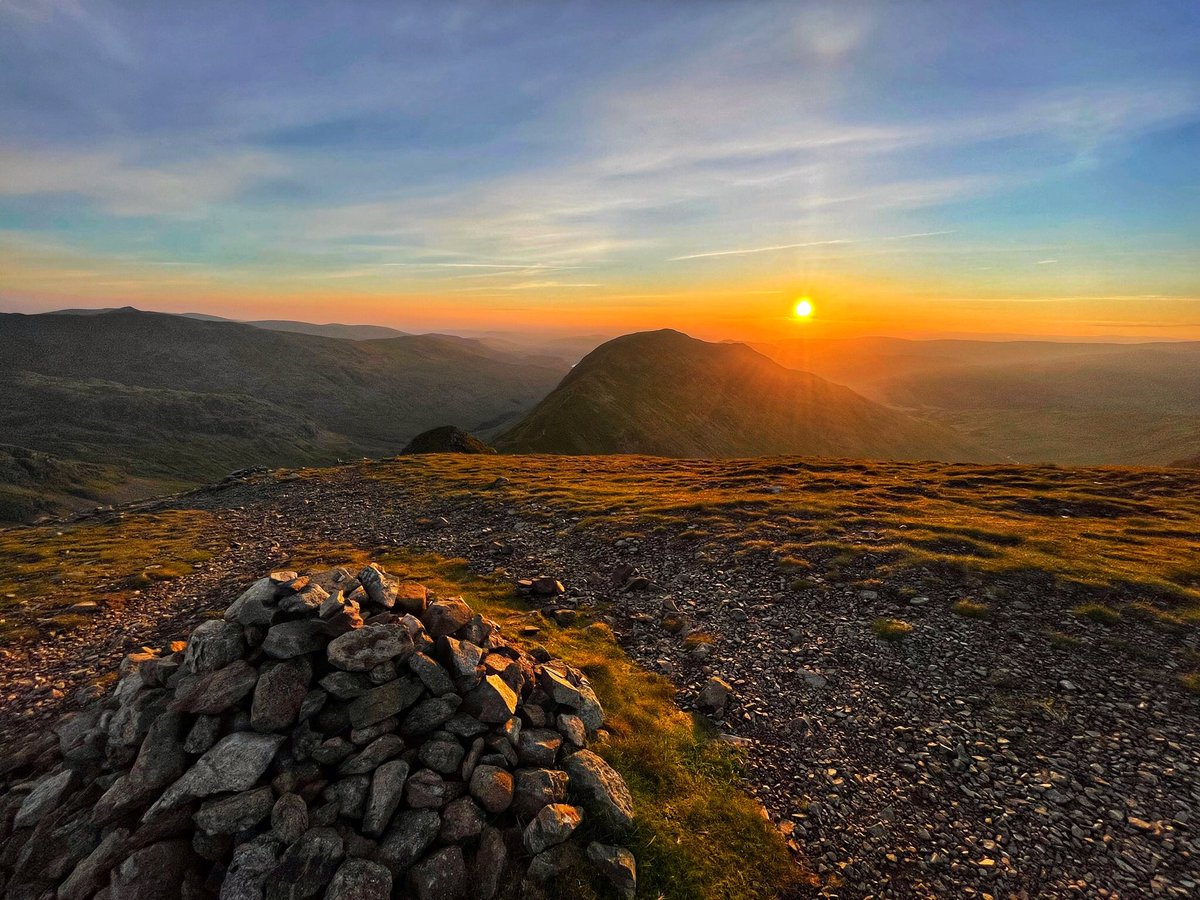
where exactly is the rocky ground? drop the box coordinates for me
[2,461,1198,898]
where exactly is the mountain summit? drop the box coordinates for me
[495,330,993,461]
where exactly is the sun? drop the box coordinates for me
[793,297,814,319]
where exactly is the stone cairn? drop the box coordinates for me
[0,565,638,900]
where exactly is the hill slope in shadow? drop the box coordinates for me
[496,330,995,461]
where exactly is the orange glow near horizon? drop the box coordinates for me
[3,243,1200,343]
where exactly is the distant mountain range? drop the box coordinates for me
[496,330,994,461]
[754,337,1200,465]
[0,308,567,519]
[5,308,1200,522]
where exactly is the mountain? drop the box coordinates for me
[400,425,496,455]
[495,330,993,461]
[238,319,409,341]
[0,308,567,519]
[754,337,1200,465]
[1174,453,1200,467]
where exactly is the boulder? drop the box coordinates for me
[563,750,634,830]
[327,626,414,672]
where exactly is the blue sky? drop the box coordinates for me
[1,0,1198,338]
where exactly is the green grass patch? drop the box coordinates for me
[280,544,812,900]
[1073,603,1123,626]
[952,599,991,619]
[871,617,914,641]
[0,509,222,645]
[1044,629,1082,649]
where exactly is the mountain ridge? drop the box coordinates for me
[496,329,996,461]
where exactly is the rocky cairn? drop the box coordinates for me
[0,565,637,900]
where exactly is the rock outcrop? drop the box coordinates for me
[399,426,496,455]
[0,564,635,899]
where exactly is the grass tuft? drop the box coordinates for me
[871,617,914,641]
[952,599,991,619]
[1073,602,1122,626]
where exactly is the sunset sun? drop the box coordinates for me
[793,297,814,319]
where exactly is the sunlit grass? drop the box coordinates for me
[871,617,914,641]
[364,454,1200,620]
[0,509,221,644]
[952,599,991,619]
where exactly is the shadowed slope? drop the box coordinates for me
[496,330,994,461]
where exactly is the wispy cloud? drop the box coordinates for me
[669,240,851,262]
[0,145,285,218]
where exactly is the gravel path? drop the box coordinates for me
[2,463,1197,898]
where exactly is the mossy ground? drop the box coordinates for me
[0,509,222,645]
[362,454,1200,630]
[283,545,812,900]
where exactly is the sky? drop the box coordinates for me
[1,0,1198,341]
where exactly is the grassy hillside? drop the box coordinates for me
[0,308,567,519]
[497,330,995,462]
[756,337,1200,465]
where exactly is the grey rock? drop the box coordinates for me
[517,728,562,767]
[420,598,473,640]
[327,625,414,672]
[347,677,423,729]
[350,716,399,745]
[407,845,467,900]
[220,836,281,900]
[14,769,76,829]
[405,769,450,809]
[318,670,373,700]
[109,840,192,900]
[183,620,246,675]
[469,764,514,814]
[171,660,258,714]
[278,582,329,614]
[312,738,355,766]
[363,759,410,837]
[401,696,460,736]
[523,803,583,855]
[461,675,517,724]
[374,809,440,877]
[408,653,455,695]
[526,841,582,883]
[563,750,634,830]
[147,732,285,817]
[512,768,569,819]
[417,738,464,775]
[325,775,370,820]
[587,842,637,900]
[252,658,311,732]
[225,579,279,627]
[439,637,483,688]
[697,676,733,714]
[338,734,405,775]
[266,827,344,900]
[469,825,507,900]
[357,565,398,608]
[557,713,587,747]
[438,796,485,843]
[539,666,604,730]
[183,714,221,754]
[262,620,326,659]
[271,793,308,844]
[326,859,392,900]
[58,827,131,900]
[194,787,275,835]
